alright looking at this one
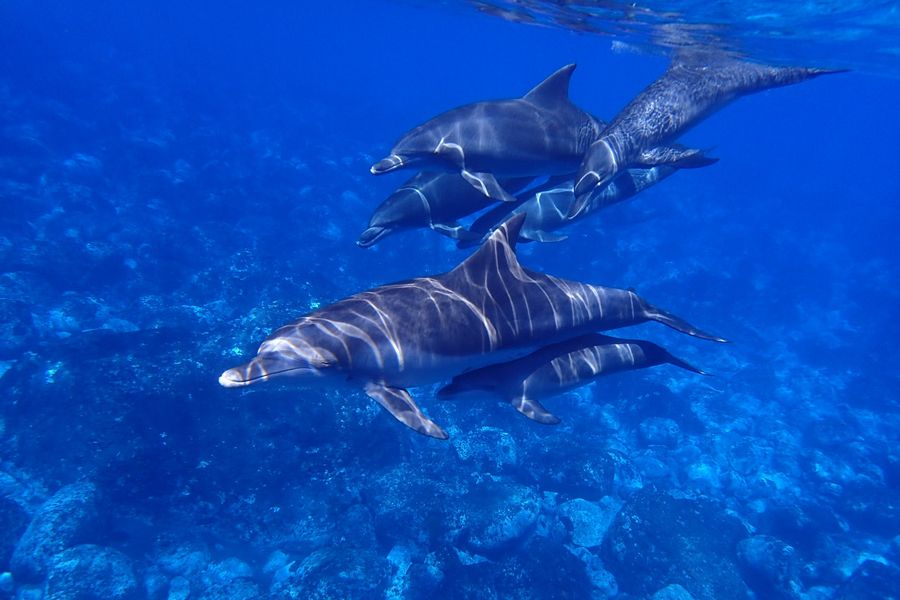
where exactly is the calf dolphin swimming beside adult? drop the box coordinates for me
[571,53,844,215]
[220,214,725,439]
[357,171,530,247]
[370,64,606,203]
[438,333,706,424]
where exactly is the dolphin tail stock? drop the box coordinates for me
[510,395,561,425]
[637,296,728,343]
[364,382,448,440]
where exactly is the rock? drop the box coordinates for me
[269,547,391,600]
[197,578,261,600]
[0,498,28,571]
[0,572,12,595]
[436,537,593,600]
[156,542,211,579]
[736,535,801,599]
[451,426,517,474]
[559,497,621,548]
[201,557,253,587]
[167,576,190,600]
[44,544,138,600]
[10,482,99,582]
[602,487,749,599]
[652,584,696,599]
[520,439,618,500]
[639,417,681,447]
[834,560,900,600]
[566,545,617,597]
[462,481,540,556]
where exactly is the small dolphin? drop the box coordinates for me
[457,163,684,246]
[358,172,530,247]
[571,53,843,214]
[371,64,605,203]
[437,333,706,424]
[219,214,724,439]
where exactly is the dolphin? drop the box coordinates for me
[219,213,725,439]
[437,333,707,424]
[456,163,684,247]
[370,64,605,203]
[357,172,531,247]
[571,53,844,215]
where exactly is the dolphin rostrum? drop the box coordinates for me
[357,171,530,248]
[571,53,843,215]
[371,64,605,203]
[219,214,724,439]
[437,333,707,424]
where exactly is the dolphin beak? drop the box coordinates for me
[219,367,253,388]
[357,226,389,248]
[370,154,406,175]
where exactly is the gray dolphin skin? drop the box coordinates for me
[571,54,842,215]
[219,214,725,439]
[458,164,682,246]
[357,172,530,247]
[437,333,706,424]
[370,64,605,203]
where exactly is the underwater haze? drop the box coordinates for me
[1,1,899,599]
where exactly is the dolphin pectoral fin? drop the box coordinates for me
[430,221,468,240]
[364,382,449,440]
[511,396,560,425]
[523,230,568,243]
[566,192,592,220]
[461,170,518,203]
[638,146,718,169]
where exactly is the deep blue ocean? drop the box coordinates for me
[1,1,899,599]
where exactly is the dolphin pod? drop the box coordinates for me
[222,53,838,437]
[220,214,724,438]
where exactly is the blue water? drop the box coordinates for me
[1,1,899,599]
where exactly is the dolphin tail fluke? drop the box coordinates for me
[638,145,717,169]
[364,382,448,440]
[663,352,710,376]
[461,170,518,202]
[640,298,728,343]
[511,395,561,424]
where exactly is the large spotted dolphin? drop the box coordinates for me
[357,172,530,247]
[370,64,605,203]
[571,54,843,215]
[457,164,682,246]
[437,333,706,424]
[219,214,725,439]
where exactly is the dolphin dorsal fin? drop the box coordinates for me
[453,213,527,275]
[523,64,577,108]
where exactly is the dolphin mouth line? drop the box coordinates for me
[219,366,308,388]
